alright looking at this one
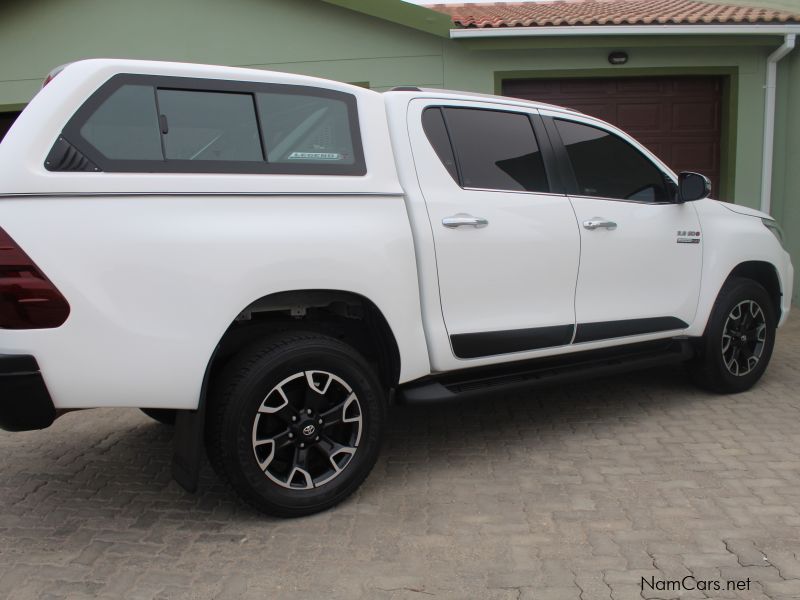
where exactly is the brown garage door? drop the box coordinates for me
[503,76,723,196]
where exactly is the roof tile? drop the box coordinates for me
[427,0,800,28]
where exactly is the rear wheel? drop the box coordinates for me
[688,278,776,393]
[206,332,385,517]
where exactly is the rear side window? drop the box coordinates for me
[79,85,162,160]
[157,89,263,162]
[444,108,549,193]
[48,74,366,175]
[258,93,356,166]
[554,119,670,203]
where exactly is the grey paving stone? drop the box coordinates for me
[2,314,800,598]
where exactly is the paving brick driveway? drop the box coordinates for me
[2,317,800,600]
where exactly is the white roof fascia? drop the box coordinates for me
[450,24,800,38]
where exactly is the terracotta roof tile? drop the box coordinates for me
[427,0,800,28]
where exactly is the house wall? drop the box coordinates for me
[0,0,445,111]
[0,0,797,301]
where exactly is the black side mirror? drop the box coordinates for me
[678,172,711,202]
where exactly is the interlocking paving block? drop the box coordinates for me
[1,315,799,598]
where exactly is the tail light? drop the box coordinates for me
[0,227,70,329]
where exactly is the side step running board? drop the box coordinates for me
[397,339,694,404]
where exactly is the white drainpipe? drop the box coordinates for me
[761,34,796,215]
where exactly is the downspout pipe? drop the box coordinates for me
[761,33,796,215]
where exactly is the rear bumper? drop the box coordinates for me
[0,354,56,432]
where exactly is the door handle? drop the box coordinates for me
[583,218,617,231]
[442,214,489,229]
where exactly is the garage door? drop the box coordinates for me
[503,76,723,196]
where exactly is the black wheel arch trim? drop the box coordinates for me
[724,261,782,322]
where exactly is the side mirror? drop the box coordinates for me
[678,171,711,202]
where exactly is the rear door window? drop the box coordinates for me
[442,108,549,193]
[421,107,459,183]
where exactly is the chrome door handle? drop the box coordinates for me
[442,214,489,229]
[583,218,617,231]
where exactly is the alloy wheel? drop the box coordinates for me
[721,300,767,377]
[251,371,363,490]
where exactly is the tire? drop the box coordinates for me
[688,277,777,393]
[140,408,177,426]
[205,332,386,518]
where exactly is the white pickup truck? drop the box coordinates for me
[0,60,792,517]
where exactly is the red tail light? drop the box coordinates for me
[0,227,70,329]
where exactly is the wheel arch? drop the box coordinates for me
[212,289,402,389]
[172,288,402,494]
[725,261,782,322]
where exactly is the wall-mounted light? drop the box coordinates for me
[608,51,629,65]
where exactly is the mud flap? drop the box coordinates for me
[171,349,216,493]
[171,407,206,493]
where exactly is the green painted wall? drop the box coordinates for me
[0,0,797,300]
[0,0,445,109]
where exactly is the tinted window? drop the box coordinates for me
[555,119,670,202]
[444,108,549,193]
[258,93,356,165]
[421,107,458,183]
[55,74,366,175]
[79,85,162,160]
[156,89,263,162]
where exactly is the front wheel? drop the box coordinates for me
[206,332,386,518]
[688,277,777,393]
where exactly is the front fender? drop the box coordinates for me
[689,199,793,335]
